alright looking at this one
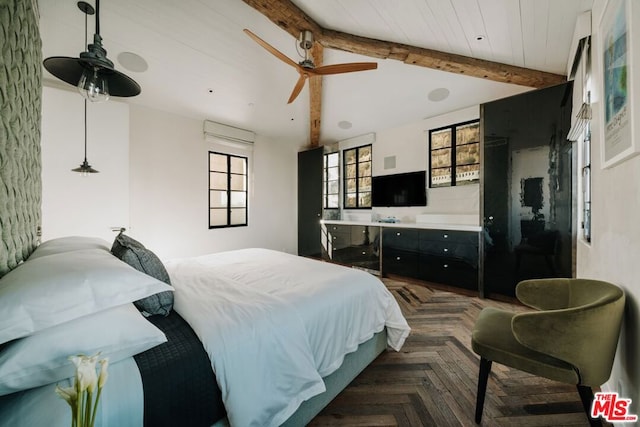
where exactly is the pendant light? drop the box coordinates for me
[43,0,141,102]
[72,99,99,175]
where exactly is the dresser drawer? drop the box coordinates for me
[382,228,420,251]
[420,229,479,245]
[383,249,419,278]
[328,231,350,250]
[418,241,479,265]
[419,256,478,290]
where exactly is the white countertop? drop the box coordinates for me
[321,219,482,232]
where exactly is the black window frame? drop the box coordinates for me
[428,119,480,188]
[323,151,340,209]
[208,151,248,229]
[343,144,372,209]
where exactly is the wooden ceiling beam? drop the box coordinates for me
[321,29,566,88]
[242,0,566,145]
[309,42,323,147]
[242,0,566,89]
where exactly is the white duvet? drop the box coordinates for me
[165,248,410,427]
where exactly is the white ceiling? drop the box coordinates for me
[37,0,593,145]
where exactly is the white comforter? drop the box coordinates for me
[165,248,410,427]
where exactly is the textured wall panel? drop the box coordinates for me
[0,0,42,277]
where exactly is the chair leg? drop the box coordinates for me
[475,357,492,424]
[577,385,602,427]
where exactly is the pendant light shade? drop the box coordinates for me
[72,159,99,175]
[43,0,141,101]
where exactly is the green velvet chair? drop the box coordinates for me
[471,278,625,426]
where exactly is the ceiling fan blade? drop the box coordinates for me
[288,74,307,104]
[311,62,378,75]
[243,29,300,70]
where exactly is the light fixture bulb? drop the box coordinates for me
[78,68,110,102]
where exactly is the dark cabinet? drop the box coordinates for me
[382,227,479,291]
[482,82,573,298]
[323,224,380,272]
[298,148,323,257]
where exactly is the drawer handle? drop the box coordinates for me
[396,232,401,236]
[396,256,401,261]
[362,251,366,255]
[443,234,449,238]
[333,236,337,240]
[443,248,449,252]
[443,264,449,268]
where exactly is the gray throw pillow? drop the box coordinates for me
[111,233,174,316]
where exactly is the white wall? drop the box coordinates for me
[40,87,298,260]
[576,0,640,413]
[41,86,130,242]
[340,105,482,224]
[128,104,298,260]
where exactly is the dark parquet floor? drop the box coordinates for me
[309,279,605,427]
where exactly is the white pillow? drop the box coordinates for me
[28,236,111,260]
[0,303,166,396]
[0,248,174,344]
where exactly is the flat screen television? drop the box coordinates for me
[372,171,427,207]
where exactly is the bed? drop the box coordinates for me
[0,235,410,427]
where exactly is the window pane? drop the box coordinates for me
[346,164,357,179]
[431,168,451,187]
[358,146,371,162]
[456,143,480,165]
[230,157,246,174]
[327,166,339,181]
[431,148,451,168]
[230,191,246,207]
[358,161,371,177]
[230,174,246,191]
[210,172,227,190]
[210,209,227,226]
[431,129,451,149]
[230,208,247,225]
[328,180,339,194]
[456,122,479,145]
[210,190,228,208]
[359,177,371,192]
[344,149,356,165]
[345,193,357,208]
[359,192,371,207]
[455,164,480,184]
[327,152,339,167]
[345,178,356,193]
[327,195,339,208]
[210,154,227,172]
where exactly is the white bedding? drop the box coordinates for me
[165,248,410,427]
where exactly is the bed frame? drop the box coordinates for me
[212,330,388,427]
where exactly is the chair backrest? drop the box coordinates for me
[512,278,625,386]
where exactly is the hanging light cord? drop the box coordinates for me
[95,0,100,36]
[83,4,88,162]
[83,99,88,161]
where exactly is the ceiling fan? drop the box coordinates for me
[244,29,377,104]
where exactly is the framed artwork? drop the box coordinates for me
[599,0,639,168]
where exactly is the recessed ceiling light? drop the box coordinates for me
[428,88,450,102]
[338,120,352,129]
[117,52,148,73]
[476,35,485,41]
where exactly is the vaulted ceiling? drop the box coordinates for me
[38,0,593,146]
